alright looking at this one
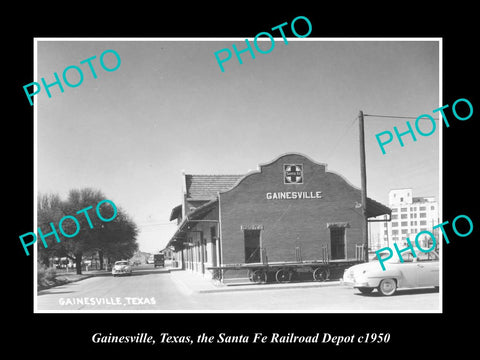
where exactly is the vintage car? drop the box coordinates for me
[342,247,439,296]
[112,260,133,277]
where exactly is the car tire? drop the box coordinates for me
[357,287,374,294]
[378,278,397,296]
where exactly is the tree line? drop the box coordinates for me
[38,188,138,274]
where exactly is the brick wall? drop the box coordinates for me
[219,154,365,265]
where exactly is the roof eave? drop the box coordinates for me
[366,197,392,218]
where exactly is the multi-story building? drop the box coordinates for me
[376,188,439,250]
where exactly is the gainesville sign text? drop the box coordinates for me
[266,191,322,200]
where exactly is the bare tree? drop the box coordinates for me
[37,188,139,274]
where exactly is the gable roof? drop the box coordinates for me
[185,174,243,200]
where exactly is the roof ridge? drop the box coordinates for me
[185,174,244,200]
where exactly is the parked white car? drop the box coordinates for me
[342,248,439,296]
[112,260,133,277]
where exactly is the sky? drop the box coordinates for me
[36,39,440,253]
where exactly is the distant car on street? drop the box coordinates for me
[112,260,133,277]
[147,255,154,264]
[342,247,439,296]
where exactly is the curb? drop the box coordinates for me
[198,280,342,294]
[39,267,172,291]
[168,269,343,295]
[38,274,95,292]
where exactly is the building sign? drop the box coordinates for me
[284,164,303,184]
[266,191,322,200]
[241,224,264,230]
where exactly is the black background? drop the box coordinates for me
[7,4,478,355]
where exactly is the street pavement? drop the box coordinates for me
[36,264,440,312]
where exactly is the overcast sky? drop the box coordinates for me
[36,39,440,253]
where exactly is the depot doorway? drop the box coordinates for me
[244,229,261,263]
[330,227,346,260]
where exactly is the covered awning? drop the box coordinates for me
[366,197,391,218]
[165,199,218,251]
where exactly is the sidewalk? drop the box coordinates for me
[168,268,341,295]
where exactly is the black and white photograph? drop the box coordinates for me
[32,38,441,313]
[9,5,478,355]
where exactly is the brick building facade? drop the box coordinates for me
[165,153,391,280]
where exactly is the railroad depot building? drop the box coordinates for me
[165,153,391,281]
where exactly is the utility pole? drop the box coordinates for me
[358,110,369,262]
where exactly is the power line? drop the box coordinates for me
[139,222,176,227]
[364,114,440,121]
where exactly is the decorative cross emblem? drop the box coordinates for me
[284,164,303,184]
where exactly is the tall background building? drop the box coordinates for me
[369,188,440,251]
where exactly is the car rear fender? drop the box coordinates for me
[368,269,401,286]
